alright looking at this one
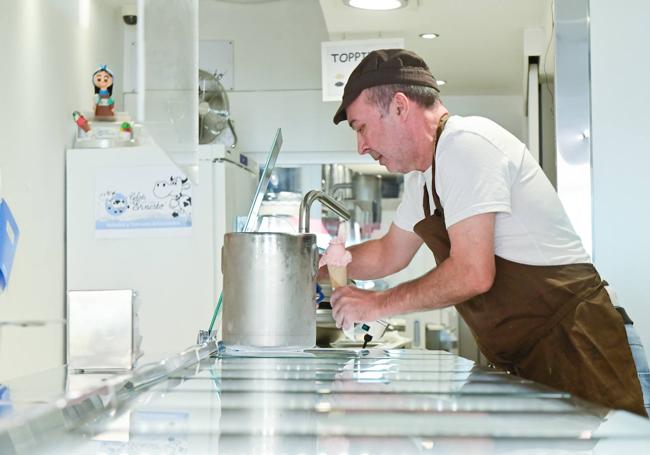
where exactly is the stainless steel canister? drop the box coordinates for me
[222,232,319,348]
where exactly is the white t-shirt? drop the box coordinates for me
[394,115,591,266]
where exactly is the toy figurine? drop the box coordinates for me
[93,65,114,117]
[72,111,91,133]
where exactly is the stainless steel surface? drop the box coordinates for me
[425,323,456,352]
[323,168,383,240]
[243,128,282,233]
[352,172,382,203]
[323,164,353,199]
[331,182,352,198]
[3,347,650,454]
[222,232,319,348]
[68,289,140,371]
[298,189,351,233]
[198,69,238,147]
[351,173,382,238]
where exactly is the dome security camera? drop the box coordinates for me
[122,6,137,25]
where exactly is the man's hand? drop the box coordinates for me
[330,286,386,330]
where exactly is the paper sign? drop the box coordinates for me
[95,166,192,238]
[321,38,404,102]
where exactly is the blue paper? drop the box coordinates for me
[0,199,19,291]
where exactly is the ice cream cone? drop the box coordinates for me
[328,264,348,289]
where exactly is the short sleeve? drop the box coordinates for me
[436,131,512,228]
[393,171,426,232]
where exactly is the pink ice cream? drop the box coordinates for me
[319,223,352,268]
[319,237,352,268]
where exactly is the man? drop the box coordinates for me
[327,48,648,416]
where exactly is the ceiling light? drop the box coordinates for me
[344,0,407,11]
[419,33,439,39]
[436,80,446,86]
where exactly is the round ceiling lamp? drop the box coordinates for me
[344,0,408,11]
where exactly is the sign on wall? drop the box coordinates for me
[95,166,192,238]
[199,39,234,90]
[321,38,404,102]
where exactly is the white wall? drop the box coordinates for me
[0,1,123,380]
[590,1,650,348]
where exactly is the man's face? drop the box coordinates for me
[345,91,411,173]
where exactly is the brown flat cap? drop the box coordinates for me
[333,48,439,125]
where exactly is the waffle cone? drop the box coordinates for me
[328,265,348,289]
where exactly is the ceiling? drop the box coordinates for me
[319,0,553,96]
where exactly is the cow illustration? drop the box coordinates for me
[153,176,192,218]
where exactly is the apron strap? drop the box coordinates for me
[423,114,449,218]
[422,184,432,217]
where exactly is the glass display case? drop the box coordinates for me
[2,344,650,454]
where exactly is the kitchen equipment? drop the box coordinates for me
[323,169,383,240]
[221,188,350,349]
[299,190,350,233]
[68,289,141,371]
[198,69,238,147]
[351,173,382,237]
[221,232,319,348]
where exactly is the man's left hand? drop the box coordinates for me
[330,286,386,330]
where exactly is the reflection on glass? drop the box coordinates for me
[5,348,650,454]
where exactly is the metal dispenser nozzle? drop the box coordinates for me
[299,190,351,233]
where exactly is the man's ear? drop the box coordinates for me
[392,92,409,121]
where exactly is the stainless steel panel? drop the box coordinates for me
[68,289,136,371]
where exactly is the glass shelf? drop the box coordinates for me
[2,346,650,454]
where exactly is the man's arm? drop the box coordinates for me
[331,213,496,329]
[321,223,423,281]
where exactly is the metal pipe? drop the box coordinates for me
[331,182,352,199]
[299,190,351,233]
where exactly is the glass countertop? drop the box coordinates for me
[2,347,650,454]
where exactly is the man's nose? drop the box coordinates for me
[357,134,369,155]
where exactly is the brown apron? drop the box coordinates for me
[412,116,646,416]
[95,92,114,117]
